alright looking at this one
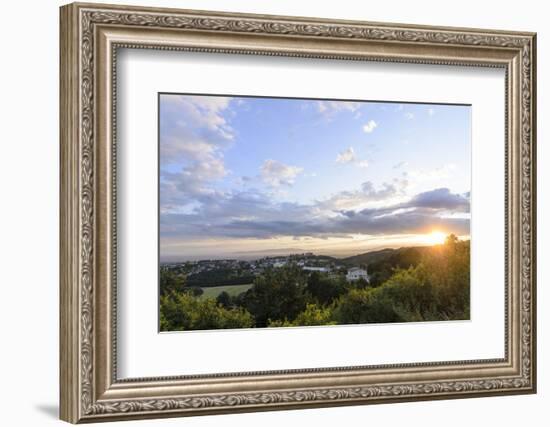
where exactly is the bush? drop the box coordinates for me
[268,303,336,327]
[160,291,254,331]
[159,269,186,295]
[333,288,401,324]
[216,291,232,308]
[183,286,204,297]
[375,268,438,322]
[332,236,470,324]
[419,234,470,319]
[306,272,346,305]
[243,267,309,327]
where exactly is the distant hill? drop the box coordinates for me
[342,246,430,267]
[342,248,397,265]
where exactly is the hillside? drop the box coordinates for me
[342,248,397,265]
[342,246,431,287]
[342,246,429,266]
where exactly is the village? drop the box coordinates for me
[162,253,369,285]
[160,239,470,332]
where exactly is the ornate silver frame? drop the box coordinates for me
[60,2,537,423]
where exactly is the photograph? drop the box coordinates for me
[158,93,472,331]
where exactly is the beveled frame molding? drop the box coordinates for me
[60,2,536,423]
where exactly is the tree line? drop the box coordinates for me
[160,235,470,331]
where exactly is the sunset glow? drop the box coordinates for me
[422,231,447,246]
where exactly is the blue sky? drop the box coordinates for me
[159,94,471,261]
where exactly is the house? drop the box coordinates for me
[346,267,369,282]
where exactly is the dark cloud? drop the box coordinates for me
[160,185,470,240]
[405,188,469,212]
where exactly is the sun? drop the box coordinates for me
[424,231,447,246]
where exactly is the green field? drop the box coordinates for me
[200,284,253,300]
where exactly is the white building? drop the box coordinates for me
[346,267,369,282]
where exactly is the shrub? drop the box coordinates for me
[160,291,254,331]
[243,267,309,327]
[268,303,336,327]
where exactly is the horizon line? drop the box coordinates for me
[160,238,471,264]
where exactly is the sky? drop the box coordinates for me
[159,93,471,261]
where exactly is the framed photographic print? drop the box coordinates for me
[157,93,472,332]
[60,2,537,423]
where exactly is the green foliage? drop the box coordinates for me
[347,277,370,290]
[334,236,470,323]
[373,268,438,322]
[306,272,346,305]
[294,304,337,326]
[242,267,310,327]
[159,268,187,296]
[268,303,336,327]
[160,237,470,331]
[160,291,254,331]
[216,291,232,309]
[183,286,204,297]
[367,270,393,288]
[365,247,424,287]
[333,288,401,324]
[419,234,470,319]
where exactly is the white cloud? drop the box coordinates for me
[160,151,228,210]
[316,179,408,212]
[408,164,456,181]
[159,94,238,211]
[428,108,435,116]
[405,112,415,120]
[336,147,370,168]
[189,157,226,181]
[362,119,378,133]
[393,161,409,169]
[317,100,361,120]
[160,94,236,167]
[159,133,229,208]
[168,95,234,140]
[336,147,356,164]
[260,159,304,187]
